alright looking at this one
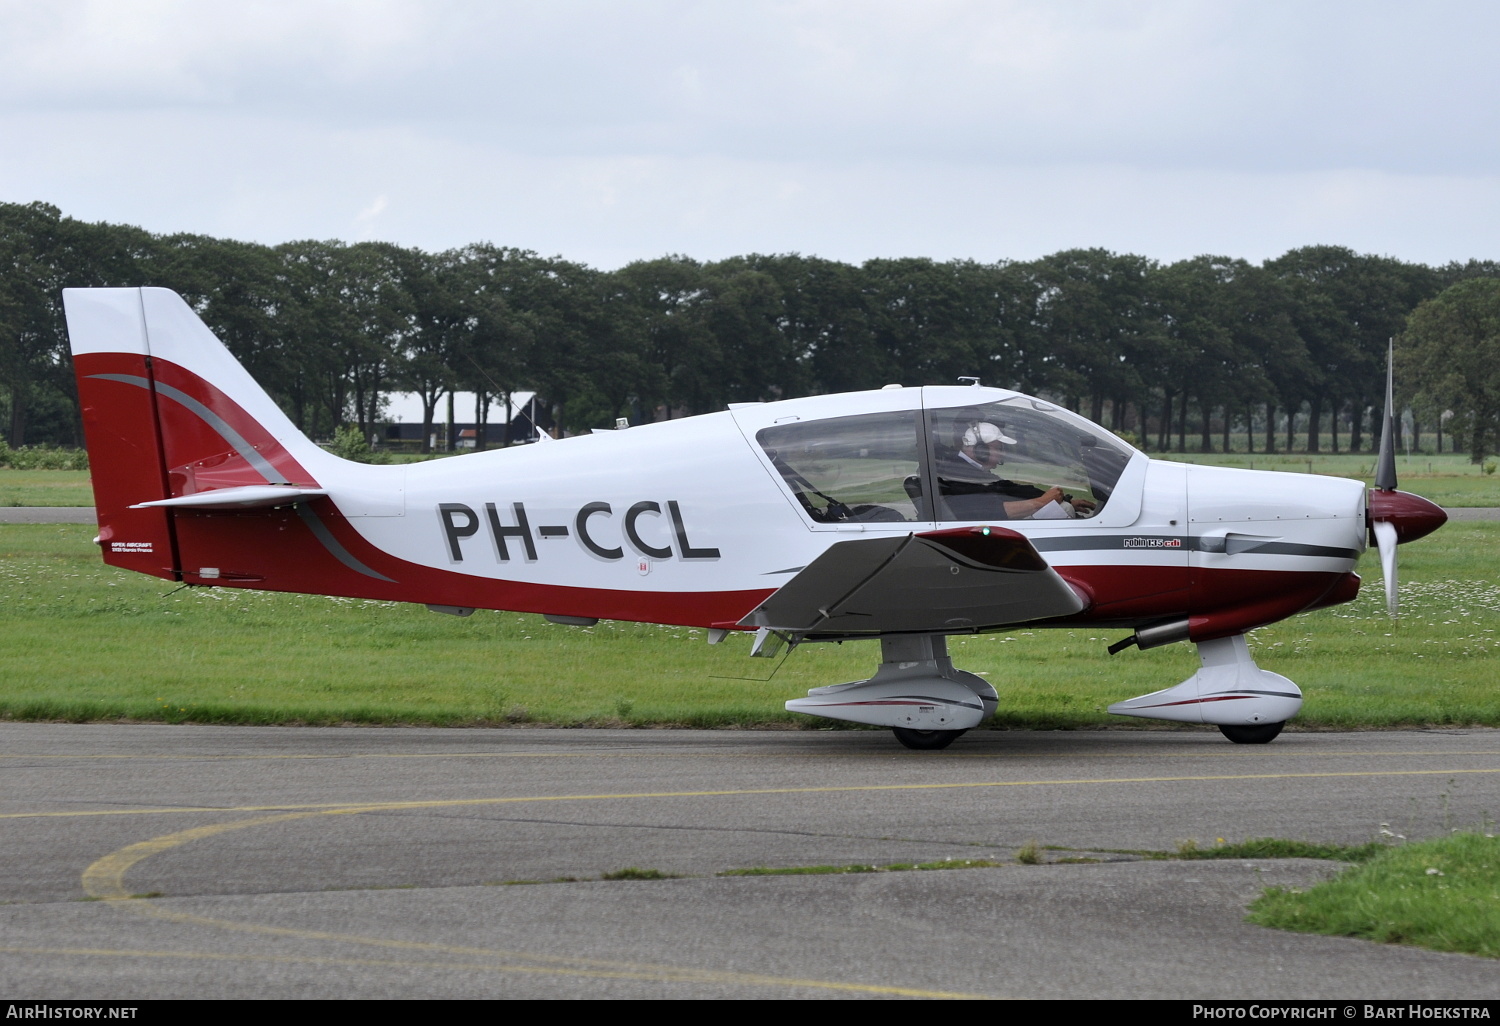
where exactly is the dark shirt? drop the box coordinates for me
[933,449,1044,521]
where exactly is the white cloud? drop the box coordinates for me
[352,193,389,238]
[1,1,1497,265]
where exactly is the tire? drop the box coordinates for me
[892,728,966,751]
[1218,721,1285,744]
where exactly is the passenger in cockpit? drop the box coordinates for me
[935,422,1096,521]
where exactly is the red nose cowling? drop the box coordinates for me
[1369,489,1448,546]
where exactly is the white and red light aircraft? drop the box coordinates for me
[64,288,1447,749]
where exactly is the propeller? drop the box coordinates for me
[1368,338,1447,617]
[1374,339,1400,616]
[1373,518,1399,616]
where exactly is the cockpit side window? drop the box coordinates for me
[756,411,925,524]
[928,397,1134,522]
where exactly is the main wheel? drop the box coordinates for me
[1218,721,1285,744]
[892,727,966,750]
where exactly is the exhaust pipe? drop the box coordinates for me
[1107,618,1190,655]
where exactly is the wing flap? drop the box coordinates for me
[740,526,1086,634]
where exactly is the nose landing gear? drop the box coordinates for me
[1218,721,1286,744]
[1108,634,1302,741]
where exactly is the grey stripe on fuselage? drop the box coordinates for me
[87,374,286,484]
[295,505,396,582]
[1029,535,1359,560]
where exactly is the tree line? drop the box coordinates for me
[3,200,1497,460]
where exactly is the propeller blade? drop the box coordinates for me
[1375,337,1398,492]
[1373,519,1399,617]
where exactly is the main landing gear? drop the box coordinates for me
[785,635,996,750]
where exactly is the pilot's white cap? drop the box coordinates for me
[962,422,1017,446]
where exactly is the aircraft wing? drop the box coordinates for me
[739,526,1086,635]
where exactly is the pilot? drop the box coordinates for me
[936,422,1096,520]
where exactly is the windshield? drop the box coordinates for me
[928,396,1134,522]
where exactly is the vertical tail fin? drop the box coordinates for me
[65,287,334,579]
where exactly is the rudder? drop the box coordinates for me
[65,287,331,580]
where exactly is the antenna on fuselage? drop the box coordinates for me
[957,376,981,387]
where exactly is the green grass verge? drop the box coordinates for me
[0,470,94,507]
[0,521,1495,728]
[496,833,1500,964]
[1167,838,1390,862]
[721,858,1007,877]
[1249,832,1500,959]
[698,839,1399,877]
[1152,452,1500,507]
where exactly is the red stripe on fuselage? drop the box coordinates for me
[1131,696,1254,709]
[171,500,774,628]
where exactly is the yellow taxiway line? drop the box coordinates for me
[77,811,990,999]
[6,765,1499,821]
[47,760,1499,998]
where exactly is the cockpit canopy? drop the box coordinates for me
[755,392,1136,525]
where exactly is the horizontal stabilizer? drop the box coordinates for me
[131,485,329,510]
[741,525,1085,635]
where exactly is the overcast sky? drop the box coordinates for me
[2,0,1497,269]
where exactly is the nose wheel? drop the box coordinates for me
[892,728,967,750]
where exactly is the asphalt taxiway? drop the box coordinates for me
[2,724,1497,999]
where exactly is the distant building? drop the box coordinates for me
[381,391,545,449]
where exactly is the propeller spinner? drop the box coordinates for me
[1368,338,1447,616]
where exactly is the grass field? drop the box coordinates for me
[0,470,94,507]
[0,520,1495,728]
[1151,452,1500,507]
[1249,831,1500,959]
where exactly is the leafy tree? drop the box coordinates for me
[0,203,158,445]
[339,242,419,439]
[1028,249,1158,427]
[447,245,540,446]
[1401,277,1500,463]
[270,239,360,435]
[695,260,805,406]
[611,256,710,416]
[401,248,465,451]
[861,258,990,389]
[1267,246,1437,453]
[972,262,1048,399]
[0,200,1485,457]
